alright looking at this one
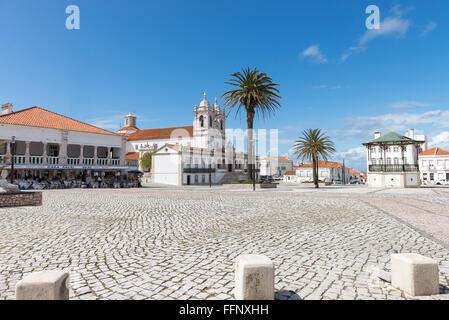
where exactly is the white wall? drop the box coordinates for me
[153,150,180,186]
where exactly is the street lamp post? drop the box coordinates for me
[10,136,16,184]
[209,163,212,188]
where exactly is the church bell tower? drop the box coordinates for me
[193,92,226,149]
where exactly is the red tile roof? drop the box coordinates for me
[263,156,290,161]
[0,107,118,136]
[127,126,193,141]
[419,147,449,156]
[119,126,139,131]
[298,161,344,169]
[284,170,297,176]
[125,152,140,159]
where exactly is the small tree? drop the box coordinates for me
[293,129,336,188]
[140,152,152,172]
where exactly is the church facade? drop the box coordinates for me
[121,93,252,186]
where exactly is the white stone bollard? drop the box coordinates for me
[235,254,274,300]
[15,270,70,300]
[391,253,439,296]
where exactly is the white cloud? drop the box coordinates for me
[312,85,327,89]
[355,110,449,128]
[341,5,412,62]
[300,45,327,64]
[336,146,366,161]
[421,21,437,36]
[390,4,414,18]
[360,16,412,45]
[87,115,124,130]
[340,46,367,62]
[329,109,449,141]
[390,101,433,108]
[428,131,449,149]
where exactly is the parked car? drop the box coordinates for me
[436,179,449,185]
[334,180,342,185]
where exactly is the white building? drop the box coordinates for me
[419,147,449,184]
[283,161,349,184]
[260,156,293,177]
[121,92,226,154]
[120,93,253,186]
[150,143,248,186]
[0,103,130,189]
[363,129,427,188]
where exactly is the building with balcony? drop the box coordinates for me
[418,147,449,184]
[0,103,130,188]
[363,129,427,188]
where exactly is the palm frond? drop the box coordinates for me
[222,67,281,121]
[293,128,336,163]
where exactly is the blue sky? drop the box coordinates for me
[1,0,448,170]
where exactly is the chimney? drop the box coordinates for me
[409,129,415,139]
[374,131,381,139]
[1,103,12,115]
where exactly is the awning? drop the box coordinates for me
[126,169,144,175]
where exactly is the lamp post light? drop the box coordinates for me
[10,136,16,184]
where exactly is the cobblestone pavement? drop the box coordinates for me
[0,186,449,300]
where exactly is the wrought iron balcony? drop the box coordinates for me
[369,164,419,173]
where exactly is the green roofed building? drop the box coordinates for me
[362,129,427,188]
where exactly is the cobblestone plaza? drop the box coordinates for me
[1,185,449,300]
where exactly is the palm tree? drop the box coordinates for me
[293,129,336,188]
[222,67,281,182]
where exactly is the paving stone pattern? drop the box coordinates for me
[0,186,448,300]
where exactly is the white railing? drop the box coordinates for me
[47,157,59,165]
[30,156,43,165]
[111,159,120,166]
[83,158,94,165]
[97,158,108,166]
[14,156,26,164]
[67,158,80,165]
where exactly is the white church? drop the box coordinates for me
[121,93,252,186]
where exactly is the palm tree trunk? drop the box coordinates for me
[247,113,255,181]
[313,156,319,188]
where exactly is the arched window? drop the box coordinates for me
[199,116,204,127]
[209,117,212,127]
